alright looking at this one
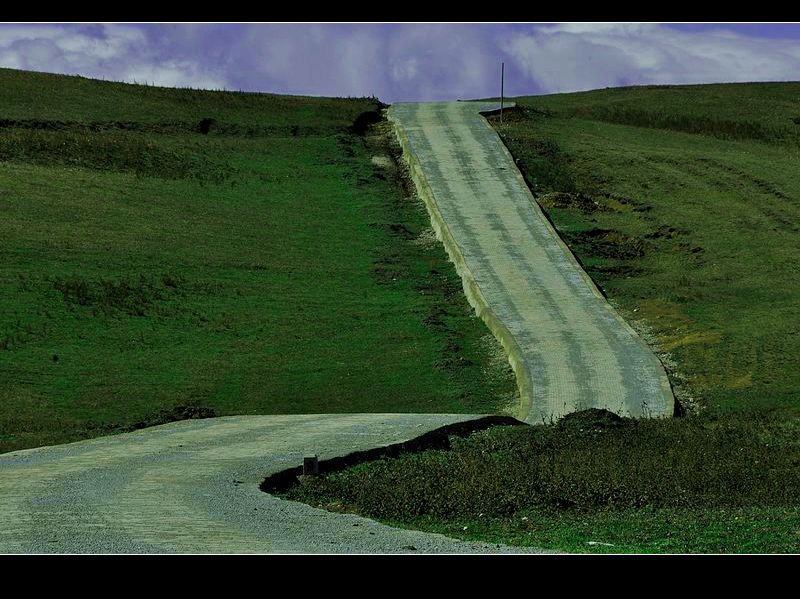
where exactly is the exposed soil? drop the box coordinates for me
[484,105,550,124]
[644,225,690,240]
[537,191,653,215]
[81,404,219,436]
[350,107,385,136]
[564,229,649,260]
[127,405,217,431]
[556,407,625,433]
[538,191,605,212]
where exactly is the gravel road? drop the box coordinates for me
[0,413,550,553]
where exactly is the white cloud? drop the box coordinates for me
[503,23,800,94]
[392,57,418,81]
[382,24,499,101]
[121,62,227,90]
[0,23,799,102]
[0,23,227,90]
[234,24,386,97]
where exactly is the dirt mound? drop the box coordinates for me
[538,191,604,213]
[557,408,627,432]
[566,229,649,259]
[350,108,383,136]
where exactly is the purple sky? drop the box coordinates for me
[1,23,800,102]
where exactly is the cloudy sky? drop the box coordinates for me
[1,23,800,102]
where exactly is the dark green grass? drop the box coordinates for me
[488,88,800,416]
[0,68,516,452]
[0,128,229,181]
[292,410,800,516]
[283,82,800,553]
[387,505,800,554]
[0,68,367,127]
[286,410,800,553]
[510,81,800,144]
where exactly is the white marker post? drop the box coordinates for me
[500,62,505,125]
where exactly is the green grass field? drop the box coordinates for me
[493,83,800,416]
[6,69,799,552]
[0,68,516,452]
[286,82,800,553]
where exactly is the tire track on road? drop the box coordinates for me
[389,101,674,422]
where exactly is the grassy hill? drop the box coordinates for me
[521,81,800,143]
[287,82,800,553]
[493,82,800,416]
[0,68,516,452]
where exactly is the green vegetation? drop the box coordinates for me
[514,81,800,144]
[0,68,516,452]
[287,410,800,552]
[283,82,800,553]
[491,83,800,416]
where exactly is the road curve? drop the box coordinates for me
[0,413,549,554]
[388,101,674,423]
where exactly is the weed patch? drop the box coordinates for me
[0,128,230,181]
[52,274,182,316]
[564,229,649,260]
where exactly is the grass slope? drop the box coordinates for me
[285,82,800,553]
[493,82,800,415]
[0,68,516,452]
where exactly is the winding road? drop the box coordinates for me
[0,414,547,553]
[389,101,674,422]
[0,101,672,553]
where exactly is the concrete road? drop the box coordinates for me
[0,414,549,553]
[389,101,674,422]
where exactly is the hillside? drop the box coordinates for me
[287,83,800,553]
[0,68,516,452]
[489,82,800,416]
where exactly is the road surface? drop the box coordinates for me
[0,413,549,553]
[389,101,674,422]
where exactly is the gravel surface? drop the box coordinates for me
[0,414,551,554]
[389,101,674,422]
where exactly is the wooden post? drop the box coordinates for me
[303,455,319,476]
[500,62,505,125]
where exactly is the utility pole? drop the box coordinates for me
[500,62,505,124]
